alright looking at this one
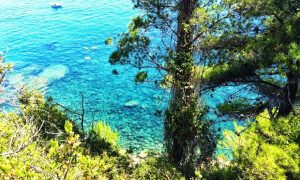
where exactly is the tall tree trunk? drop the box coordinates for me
[165,0,215,178]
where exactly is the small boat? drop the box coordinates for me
[51,2,62,8]
[84,56,92,60]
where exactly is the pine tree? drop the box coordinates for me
[201,0,300,118]
[109,0,221,177]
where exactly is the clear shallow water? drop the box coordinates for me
[0,0,257,153]
[0,0,165,151]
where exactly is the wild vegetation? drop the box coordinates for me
[1,0,299,179]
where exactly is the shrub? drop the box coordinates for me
[87,121,120,155]
[19,89,79,139]
[47,120,128,179]
[220,112,300,179]
[0,111,51,179]
[92,121,119,147]
[0,115,129,179]
[133,156,183,179]
[196,156,237,180]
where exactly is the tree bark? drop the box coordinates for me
[277,73,298,116]
[165,0,204,178]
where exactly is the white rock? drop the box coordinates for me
[124,100,139,107]
[138,151,148,159]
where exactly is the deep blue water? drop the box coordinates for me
[0,0,258,153]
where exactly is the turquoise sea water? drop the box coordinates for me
[0,0,166,151]
[0,0,257,152]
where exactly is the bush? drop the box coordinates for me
[47,120,129,179]
[0,111,51,179]
[0,113,129,179]
[133,156,183,179]
[195,156,237,180]
[220,112,300,179]
[19,89,79,139]
[91,121,119,147]
[87,121,120,155]
[0,88,132,179]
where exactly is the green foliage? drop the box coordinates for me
[105,37,113,45]
[109,50,123,64]
[47,121,128,179]
[159,74,173,89]
[275,42,300,74]
[201,64,230,83]
[0,112,38,157]
[91,121,119,148]
[202,0,300,117]
[0,112,51,179]
[19,89,78,139]
[196,157,237,180]
[0,108,129,179]
[0,87,127,178]
[133,156,183,179]
[220,112,300,179]
[0,54,13,74]
[108,16,151,67]
[0,52,13,86]
[0,100,185,179]
[217,98,263,115]
[135,71,148,83]
[128,16,151,31]
[64,120,73,135]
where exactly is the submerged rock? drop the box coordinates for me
[28,77,48,91]
[112,69,119,75]
[21,64,40,75]
[124,100,139,108]
[141,104,149,109]
[9,74,48,92]
[38,64,68,84]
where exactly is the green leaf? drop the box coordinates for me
[105,37,113,45]
[135,71,148,83]
[64,120,73,135]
